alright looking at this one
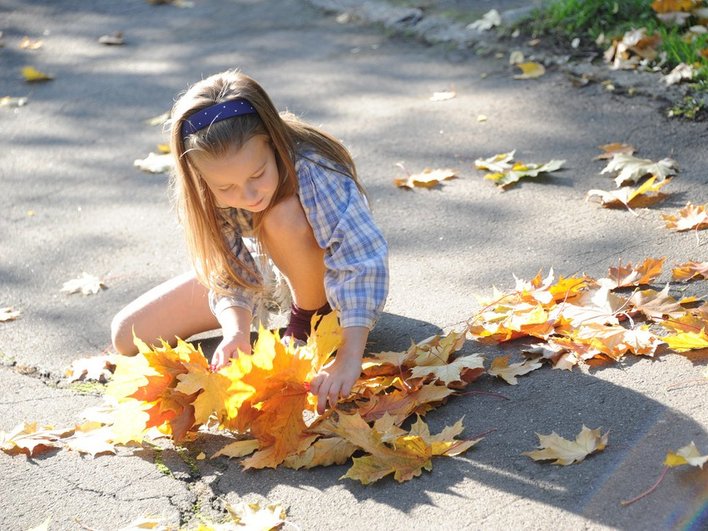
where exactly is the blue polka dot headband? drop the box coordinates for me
[181,98,257,141]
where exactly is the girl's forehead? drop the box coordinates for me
[193,135,272,181]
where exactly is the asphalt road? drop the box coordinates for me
[1,0,707,529]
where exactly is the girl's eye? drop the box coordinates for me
[218,185,232,192]
[250,172,264,180]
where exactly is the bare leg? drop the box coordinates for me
[111,271,219,355]
[261,195,327,310]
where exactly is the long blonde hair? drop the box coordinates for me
[169,69,359,295]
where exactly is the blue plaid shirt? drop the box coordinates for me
[209,150,389,329]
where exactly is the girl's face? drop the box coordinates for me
[195,135,279,212]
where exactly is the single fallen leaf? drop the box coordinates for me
[409,353,485,386]
[196,451,205,460]
[663,63,694,85]
[66,354,115,382]
[513,62,546,79]
[474,151,515,173]
[225,501,287,530]
[145,111,170,126]
[477,114,488,122]
[22,66,53,82]
[587,175,670,210]
[523,425,608,465]
[394,168,457,189]
[282,436,357,469]
[98,31,124,45]
[595,143,635,160]
[25,518,51,531]
[133,152,174,174]
[212,439,260,459]
[19,36,43,50]
[0,306,21,322]
[599,257,665,289]
[665,442,708,468]
[61,272,106,295]
[0,96,28,108]
[64,423,116,457]
[0,422,69,456]
[629,284,684,320]
[662,328,708,352]
[488,355,542,385]
[509,50,525,64]
[430,90,455,101]
[156,143,170,154]
[604,28,661,70]
[484,159,564,189]
[600,153,678,187]
[672,261,708,281]
[662,202,708,231]
[467,9,501,31]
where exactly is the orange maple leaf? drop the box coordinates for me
[651,0,699,13]
[600,257,665,289]
[663,202,708,231]
[672,261,708,281]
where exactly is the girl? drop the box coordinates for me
[111,70,389,415]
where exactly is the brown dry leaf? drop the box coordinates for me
[514,62,546,79]
[664,442,708,468]
[66,354,115,383]
[672,261,708,281]
[587,175,670,211]
[394,168,457,189]
[604,29,661,70]
[488,355,542,385]
[663,202,708,231]
[629,285,685,320]
[595,143,636,160]
[21,66,53,82]
[0,306,21,322]
[282,436,357,469]
[523,425,609,465]
[600,257,665,289]
[0,422,70,456]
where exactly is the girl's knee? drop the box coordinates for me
[110,309,137,356]
[263,195,311,240]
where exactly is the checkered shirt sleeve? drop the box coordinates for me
[297,152,389,329]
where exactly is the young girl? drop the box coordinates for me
[111,70,389,415]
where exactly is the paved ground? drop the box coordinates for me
[1,0,707,529]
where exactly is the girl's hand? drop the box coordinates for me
[211,333,251,371]
[309,326,368,414]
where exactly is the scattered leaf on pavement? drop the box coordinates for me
[595,143,636,160]
[0,96,28,108]
[587,175,670,211]
[19,36,43,50]
[672,261,708,281]
[98,31,125,45]
[0,422,70,456]
[488,355,542,385]
[0,307,21,322]
[662,202,708,231]
[61,272,106,295]
[394,168,457,189]
[663,63,694,85]
[600,153,678,187]
[474,151,515,173]
[133,152,174,173]
[226,501,287,530]
[665,441,708,468]
[513,62,546,79]
[483,159,565,189]
[467,9,501,31]
[22,66,53,82]
[662,329,708,352]
[66,354,115,382]
[430,90,455,101]
[599,257,665,289]
[523,425,609,465]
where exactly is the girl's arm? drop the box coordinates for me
[210,305,253,371]
[309,326,368,414]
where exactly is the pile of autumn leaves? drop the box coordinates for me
[2,258,706,485]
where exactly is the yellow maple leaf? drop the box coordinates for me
[212,439,260,459]
[488,355,542,385]
[21,66,53,82]
[587,175,670,210]
[665,442,708,468]
[662,328,708,352]
[282,436,358,470]
[523,425,609,465]
[672,261,708,281]
[651,0,698,13]
[513,62,546,79]
[409,353,485,385]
